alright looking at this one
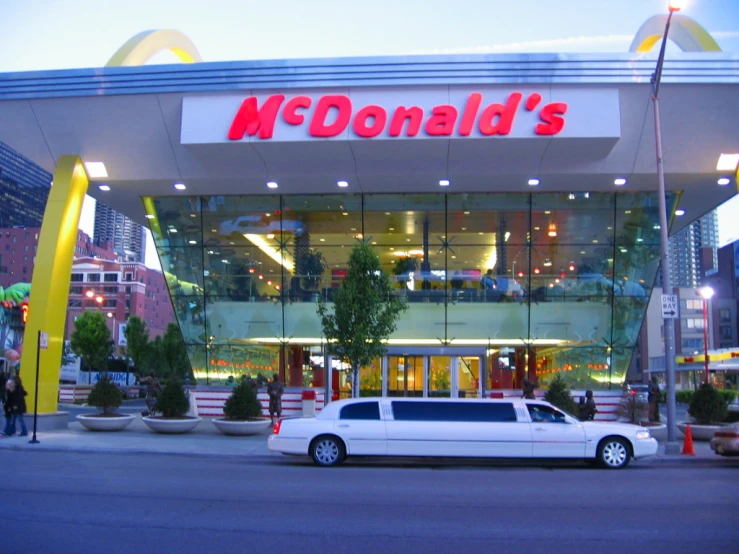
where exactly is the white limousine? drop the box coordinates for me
[268,397,658,469]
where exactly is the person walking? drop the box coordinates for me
[266,373,284,424]
[0,371,7,408]
[10,375,28,436]
[2,376,15,436]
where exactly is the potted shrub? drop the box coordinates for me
[142,380,201,434]
[212,380,270,435]
[543,374,578,415]
[76,377,135,431]
[392,257,418,290]
[679,382,729,440]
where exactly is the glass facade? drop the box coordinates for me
[146,191,676,392]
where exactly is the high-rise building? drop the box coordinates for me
[0,141,51,228]
[665,211,720,288]
[93,202,146,263]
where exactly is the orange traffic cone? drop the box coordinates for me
[681,424,696,456]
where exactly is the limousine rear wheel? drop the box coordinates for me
[310,435,346,467]
[597,437,631,469]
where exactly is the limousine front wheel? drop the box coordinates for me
[310,435,346,467]
[597,437,631,469]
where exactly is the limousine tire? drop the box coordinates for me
[310,435,346,467]
[597,436,631,469]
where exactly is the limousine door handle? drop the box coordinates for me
[337,424,350,428]
[533,427,546,431]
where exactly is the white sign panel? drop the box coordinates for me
[181,87,621,144]
[661,294,679,319]
[118,323,128,347]
[39,331,49,350]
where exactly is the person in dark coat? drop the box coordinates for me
[3,375,28,436]
[521,378,537,400]
[578,390,597,421]
[648,377,663,422]
[2,375,15,436]
[266,373,284,424]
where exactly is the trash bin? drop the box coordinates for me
[302,389,316,417]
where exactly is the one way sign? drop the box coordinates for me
[661,294,678,319]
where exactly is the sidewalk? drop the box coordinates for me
[0,409,726,464]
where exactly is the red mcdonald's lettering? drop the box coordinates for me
[309,95,352,137]
[479,92,522,136]
[228,95,285,140]
[535,102,568,135]
[283,95,312,125]
[425,105,458,136]
[388,106,423,137]
[353,105,387,138]
[459,93,482,136]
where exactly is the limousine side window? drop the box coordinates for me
[527,405,567,424]
[391,402,517,423]
[340,402,381,420]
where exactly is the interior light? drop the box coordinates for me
[174,183,186,190]
[145,214,155,219]
[338,180,349,187]
[504,232,511,242]
[543,258,552,267]
[84,162,108,178]
[244,234,294,271]
[439,179,450,187]
[675,209,685,216]
[98,185,111,192]
[188,240,196,245]
[169,229,178,234]
[716,153,739,171]
[548,223,557,237]
[614,178,627,186]
[717,177,731,185]
[534,268,540,274]
[267,181,279,189]
[528,178,539,186]
[267,233,275,239]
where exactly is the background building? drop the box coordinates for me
[664,211,720,288]
[94,202,147,263]
[0,141,51,229]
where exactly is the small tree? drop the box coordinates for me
[544,374,578,415]
[155,380,190,418]
[87,376,124,415]
[689,382,728,425]
[123,316,150,374]
[223,380,263,420]
[70,311,114,375]
[160,323,193,382]
[318,242,407,398]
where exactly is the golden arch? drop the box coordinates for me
[106,29,203,67]
[630,14,722,52]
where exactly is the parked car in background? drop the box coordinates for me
[709,423,739,456]
[626,384,649,403]
[268,397,657,469]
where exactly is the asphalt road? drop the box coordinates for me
[1,450,736,554]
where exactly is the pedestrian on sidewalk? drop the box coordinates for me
[10,375,28,436]
[648,377,663,422]
[267,373,284,424]
[0,370,7,407]
[2,376,15,435]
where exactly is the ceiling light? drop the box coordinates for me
[716,154,739,171]
[528,178,539,186]
[174,183,186,190]
[338,180,349,187]
[188,240,197,245]
[675,209,685,216]
[98,185,110,192]
[717,177,731,185]
[343,212,349,216]
[548,223,557,237]
[543,258,552,267]
[267,233,275,239]
[320,238,326,242]
[169,229,178,234]
[267,181,278,189]
[84,162,108,178]
[145,214,155,219]
[439,179,450,187]
[614,178,627,186]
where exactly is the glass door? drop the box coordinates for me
[458,356,480,398]
[387,356,423,397]
[428,356,452,397]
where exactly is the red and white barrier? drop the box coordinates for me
[59,385,93,403]
[191,389,326,418]
[489,389,623,421]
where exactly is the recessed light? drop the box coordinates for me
[675,209,685,216]
[174,183,186,190]
[717,177,731,185]
[342,212,349,216]
[267,233,275,239]
[439,179,450,187]
[716,153,739,171]
[320,238,326,242]
[169,229,178,234]
[267,181,278,189]
[145,214,155,219]
[528,178,539,186]
[337,180,349,187]
[98,185,111,191]
[614,178,627,186]
[84,162,108,178]
[188,240,197,245]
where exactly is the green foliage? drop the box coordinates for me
[689,382,728,425]
[543,374,578,415]
[676,390,694,404]
[70,311,114,373]
[122,316,150,373]
[617,394,649,423]
[318,242,408,398]
[392,257,418,282]
[152,323,193,382]
[87,376,123,414]
[299,249,327,291]
[154,380,190,418]
[223,381,263,420]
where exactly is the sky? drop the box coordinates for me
[1,0,738,266]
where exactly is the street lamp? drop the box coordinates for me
[652,0,682,453]
[698,286,714,384]
[106,311,117,349]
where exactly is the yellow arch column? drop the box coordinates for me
[629,14,722,52]
[21,157,89,413]
[106,30,203,66]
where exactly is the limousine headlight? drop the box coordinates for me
[635,430,651,440]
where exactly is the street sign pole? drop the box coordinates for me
[29,330,47,444]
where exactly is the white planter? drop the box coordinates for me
[212,418,271,436]
[143,416,201,434]
[76,413,135,432]
[677,421,724,441]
